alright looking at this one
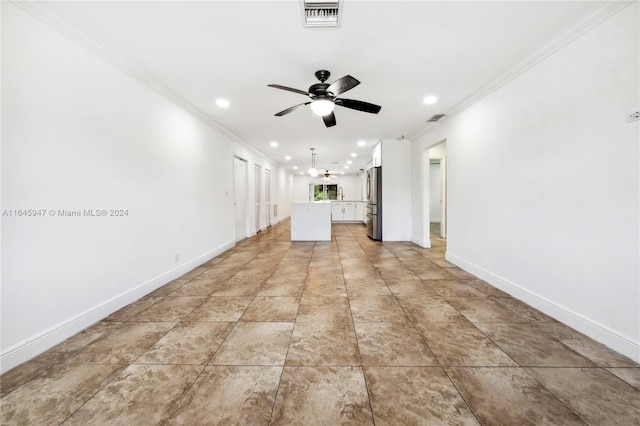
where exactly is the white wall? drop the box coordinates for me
[0,4,291,372]
[292,174,364,203]
[412,3,639,361]
[380,139,412,241]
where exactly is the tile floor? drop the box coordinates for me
[1,221,639,425]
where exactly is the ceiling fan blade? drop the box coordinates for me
[335,98,381,114]
[275,102,311,116]
[327,75,360,96]
[322,111,337,127]
[268,84,309,96]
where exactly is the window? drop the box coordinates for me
[309,184,338,202]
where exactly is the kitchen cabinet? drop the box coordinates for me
[331,201,365,222]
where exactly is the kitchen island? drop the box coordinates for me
[290,203,331,241]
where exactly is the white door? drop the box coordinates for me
[234,157,248,241]
[265,169,271,226]
[254,164,261,232]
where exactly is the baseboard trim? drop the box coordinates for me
[411,235,431,248]
[445,251,640,363]
[0,239,235,374]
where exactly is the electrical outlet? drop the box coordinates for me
[626,109,640,123]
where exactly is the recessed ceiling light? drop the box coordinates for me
[350,153,357,158]
[341,171,345,175]
[357,141,366,146]
[423,95,438,105]
[284,155,291,160]
[216,98,230,108]
[270,141,278,148]
[344,165,349,169]
[299,171,304,175]
[347,160,353,164]
[293,166,298,170]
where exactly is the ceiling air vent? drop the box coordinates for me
[426,114,446,123]
[304,1,340,27]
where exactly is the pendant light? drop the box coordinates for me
[308,148,318,177]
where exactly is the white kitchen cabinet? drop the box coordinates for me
[331,201,365,222]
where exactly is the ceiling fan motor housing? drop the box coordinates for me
[309,83,331,99]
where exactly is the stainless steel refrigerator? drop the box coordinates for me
[366,166,382,240]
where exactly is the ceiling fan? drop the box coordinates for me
[268,70,382,128]
[319,170,340,182]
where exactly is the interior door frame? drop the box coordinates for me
[254,164,261,233]
[265,169,271,227]
[233,155,249,242]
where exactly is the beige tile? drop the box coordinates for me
[446,367,585,425]
[144,279,189,298]
[29,321,122,365]
[132,296,206,321]
[446,267,478,280]
[415,322,516,366]
[489,296,557,322]
[257,277,305,297]
[302,278,348,297]
[213,280,263,297]
[135,321,234,365]
[349,296,409,323]
[426,279,486,297]
[296,297,352,322]
[446,297,527,323]
[384,277,439,298]
[364,366,479,425]
[355,323,437,366]
[606,368,640,389]
[105,297,163,321]
[412,267,457,280]
[345,280,393,297]
[465,279,511,297]
[286,323,360,366]
[526,367,640,425]
[396,296,467,323]
[64,364,202,426]
[544,323,639,367]
[166,366,281,425]
[187,296,252,321]
[66,322,176,364]
[271,366,373,425]
[210,322,293,365]
[169,277,222,297]
[240,296,299,322]
[0,364,124,425]
[0,362,50,398]
[475,323,595,367]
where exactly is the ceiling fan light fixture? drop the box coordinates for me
[310,99,335,116]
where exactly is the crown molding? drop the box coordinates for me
[9,0,282,168]
[409,0,634,141]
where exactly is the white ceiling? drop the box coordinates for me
[43,0,597,174]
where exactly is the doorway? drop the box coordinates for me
[233,156,249,241]
[254,164,261,232]
[427,141,447,242]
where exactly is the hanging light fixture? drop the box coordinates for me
[310,98,335,116]
[308,148,318,177]
[323,170,331,182]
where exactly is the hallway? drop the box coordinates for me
[1,221,638,425]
